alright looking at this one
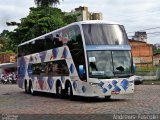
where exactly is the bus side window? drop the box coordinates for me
[48,62,53,72]
[32,64,41,75]
[67,26,87,81]
[53,34,63,47]
[47,60,69,77]
[45,33,63,51]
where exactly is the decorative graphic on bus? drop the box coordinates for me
[37,76,44,90]
[39,51,46,62]
[99,79,129,94]
[107,84,112,89]
[61,76,65,83]
[27,63,32,78]
[112,80,118,85]
[51,48,59,59]
[61,47,68,58]
[103,88,108,93]
[47,77,54,90]
[68,29,76,41]
[121,79,129,91]
[70,64,75,74]
[73,81,77,91]
[35,54,38,62]
[62,30,69,43]
[18,57,27,88]
[30,56,34,63]
[99,81,104,87]
[82,86,86,93]
[113,86,121,92]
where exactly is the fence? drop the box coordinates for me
[136,65,160,80]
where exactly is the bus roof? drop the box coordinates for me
[78,20,120,25]
[18,20,121,46]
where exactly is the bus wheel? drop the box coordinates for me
[104,96,111,101]
[24,80,28,93]
[29,80,36,95]
[56,82,64,98]
[66,82,73,100]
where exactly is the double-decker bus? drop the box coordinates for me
[17,20,135,100]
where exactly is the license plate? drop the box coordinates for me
[111,91,120,94]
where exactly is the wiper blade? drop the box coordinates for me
[90,75,112,79]
[98,76,112,79]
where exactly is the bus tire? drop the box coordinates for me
[104,96,111,101]
[24,80,28,93]
[56,81,64,98]
[66,82,73,100]
[29,80,36,95]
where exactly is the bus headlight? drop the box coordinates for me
[89,82,100,87]
[129,80,134,86]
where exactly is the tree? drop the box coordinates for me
[0,30,15,53]
[34,0,61,7]
[9,7,64,45]
[6,22,20,26]
[64,14,80,25]
[0,30,9,51]
[7,7,78,52]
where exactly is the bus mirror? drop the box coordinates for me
[79,65,84,76]
[133,64,136,74]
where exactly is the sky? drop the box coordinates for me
[0,0,160,44]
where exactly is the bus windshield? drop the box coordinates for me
[82,24,128,45]
[87,50,132,79]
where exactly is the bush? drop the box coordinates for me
[0,50,15,54]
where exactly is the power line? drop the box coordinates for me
[108,10,160,22]
[147,32,160,35]
[127,27,160,34]
[127,32,160,38]
[148,34,160,38]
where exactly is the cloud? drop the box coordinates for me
[0,0,35,32]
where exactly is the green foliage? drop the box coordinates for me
[154,49,160,54]
[0,30,14,52]
[135,66,160,76]
[0,50,15,54]
[153,45,160,54]
[6,21,20,26]
[136,66,158,72]
[64,13,80,24]
[34,0,61,7]
[20,7,65,40]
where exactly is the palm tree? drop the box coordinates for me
[34,0,61,7]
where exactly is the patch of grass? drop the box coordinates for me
[143,80,160,85]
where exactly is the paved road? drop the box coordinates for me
[0,84,160,115]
